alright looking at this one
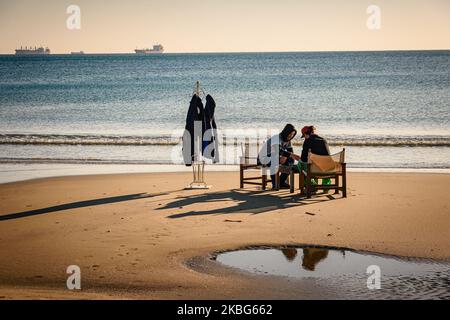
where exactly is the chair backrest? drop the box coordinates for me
[239,138,268,164]
[240,137,264,165]
[308,148,345,173]
[240,140,250,164]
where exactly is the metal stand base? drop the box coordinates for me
[184,184,211,190]
[185,161,211,190]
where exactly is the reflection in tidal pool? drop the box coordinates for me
[215,247,450,299]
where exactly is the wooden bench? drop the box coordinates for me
[239,141,295,192]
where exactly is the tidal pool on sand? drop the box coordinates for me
[215,247,450,299]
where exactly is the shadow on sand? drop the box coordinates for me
[158,189,338,219]
[0,192,167,221]
[1,188,340,222]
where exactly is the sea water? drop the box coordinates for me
[0,51,449,174]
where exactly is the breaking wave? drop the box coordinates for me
[0,133,449,147]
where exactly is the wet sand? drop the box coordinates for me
[0,172,449,299]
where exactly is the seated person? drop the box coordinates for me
[300,126,330,162]
[258,124,301,189]
[300,126,331,189]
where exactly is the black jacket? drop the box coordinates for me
[301,134,330,162]
[203,95,219,163]
[182,94,204,166]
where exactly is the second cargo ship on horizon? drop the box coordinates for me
[134,44,164,54]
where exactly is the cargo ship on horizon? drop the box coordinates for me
[134,44,164,54]
[15,46,51,55]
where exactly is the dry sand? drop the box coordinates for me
[0,171,449,299]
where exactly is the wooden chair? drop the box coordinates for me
[239,141,295,192]
[300,149,347,198]
[239,141,271,190]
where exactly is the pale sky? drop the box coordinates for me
[0,0,449,54]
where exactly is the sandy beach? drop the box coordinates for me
[0,171,449,299]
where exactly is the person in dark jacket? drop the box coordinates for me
[300,126,332,191]
[300,126,330,162]
[258,124,301,189]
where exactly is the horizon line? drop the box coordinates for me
[2,48,450,55]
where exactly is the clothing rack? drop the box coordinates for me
[185,81,210,189]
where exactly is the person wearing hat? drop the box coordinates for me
[258,124,301,189]
[299,126,332,190]
[300,126,330,162]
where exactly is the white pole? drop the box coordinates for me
[195,80,200,97]
[195,81,202,163]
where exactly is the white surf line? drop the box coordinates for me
[0,163,449,185]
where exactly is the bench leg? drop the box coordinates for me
[334,175,339,194]
[275,173,280,191]
[342,165,347,198]
[262,173,267,191]
[299,172,305,194]
[290,171,294,193]
[240,165,244,189]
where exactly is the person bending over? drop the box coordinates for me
[258,124,301,189]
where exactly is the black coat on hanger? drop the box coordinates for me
[203,94,219,163]
[182,94,205,166]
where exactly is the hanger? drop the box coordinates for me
[192,80,206,100]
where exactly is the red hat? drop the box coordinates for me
[301,126,314,137]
